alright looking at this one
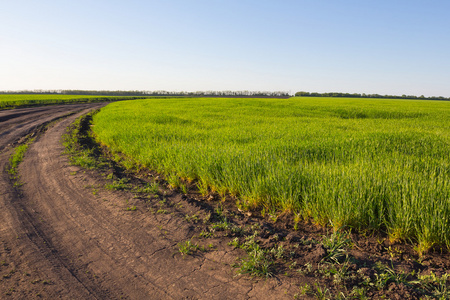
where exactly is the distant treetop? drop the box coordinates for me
[294,91,449,101]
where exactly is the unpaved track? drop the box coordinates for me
[0,105,299,299]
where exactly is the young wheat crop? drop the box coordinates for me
[92,97,450,252]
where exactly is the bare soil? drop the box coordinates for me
[1,104,449,299]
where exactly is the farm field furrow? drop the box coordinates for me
[92,97,450,253]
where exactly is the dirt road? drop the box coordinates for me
[0,104,298,299]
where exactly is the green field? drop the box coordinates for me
[92,97,450,253]
[0,94,148,110]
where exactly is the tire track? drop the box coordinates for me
[0,104,106,299]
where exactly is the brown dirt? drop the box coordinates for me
[1,104,449,299]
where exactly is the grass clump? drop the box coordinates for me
[105,178,130,190]
[8,138,35,184]
[415,272,450,299]
[177,240,205,256]
[231,234,274,278]
[321,231,352,264]
[137,182,159,194]
[63,112,109,170]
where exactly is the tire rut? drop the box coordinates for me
[0,104,106,299]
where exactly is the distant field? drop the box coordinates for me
[92,97,450,252]
[0,94,148,110]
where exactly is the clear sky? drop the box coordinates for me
[1,0,449,97]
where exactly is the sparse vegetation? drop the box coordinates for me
[133,182,159,194]
[231,234,274,278]
[321,231,352,264]
[8,137,35,185]
[62,112,108,169]
[105,178,130,191]
[125,205,137,211]
[177,240,204,256]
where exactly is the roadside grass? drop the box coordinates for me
[8,137,35,186]
[62,112,164,215]
[91,97,450,253]
[62,111,110,170]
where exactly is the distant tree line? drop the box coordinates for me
[0,90,290,98]
[2,89,448,101]
[295,91,450,101]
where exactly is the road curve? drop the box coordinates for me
[0,104,299,299]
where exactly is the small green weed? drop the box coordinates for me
[105,178,130,191]
[234,246,273,278]
[184,214,199,223]
[203,212,211,224]
[69,153,98,169]
[232,232,274,278]
[313,283,332,300]
[229,237,240,248]
[211,219,231,231]
[297,262,313,275]
[269,244,285,259]
[373,261,410,290]
[321,231,352,264]
[143,182,159,194]
[178,240,200,256]
[413,271,450,298]
[298,283,312,296]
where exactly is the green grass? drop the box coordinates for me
[0,94,150,110]
[9,138,35,184]
[63,112,106,169]
[230,233,275,277]
[9,144,31,175]
[178,240,203,255]
[91,97,450,252]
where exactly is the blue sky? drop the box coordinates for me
[1,0,449,97]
